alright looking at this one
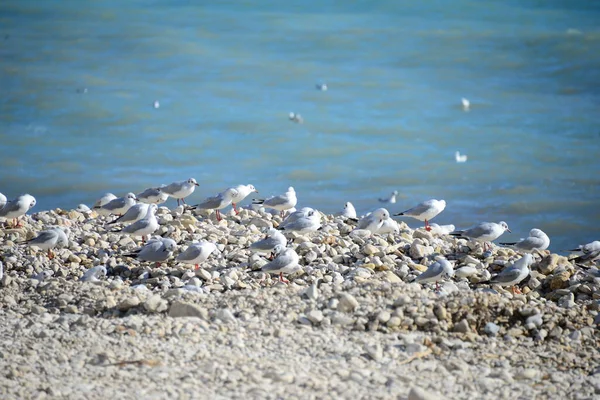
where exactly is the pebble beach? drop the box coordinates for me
[1,203,599,399]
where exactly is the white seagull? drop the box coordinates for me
[455,151,468,163]
[24,227,69,259]
[414,256,455,290]
[461,97,470,111]
[93,193,117,209]
[253,187,297,217]
[355,208,390,234]
[191,188,238,221]
[500,228,550,254]
[394,199,446,231]
[229,184,258,215]
[176,241,218,269]
[161,178,199,206]
[278,209,321,233]
[336,202,357,219]
[93,193,137,216]
[569,240,600,264]
[261,245,300,284]
[450,221,511,251]
[116,204,159,242]
[379,190,398,204]
[108,203,149,226]
[486,253,533,294]
[0,194,36,227]
[136,187,168,205]
[250,228,287,259]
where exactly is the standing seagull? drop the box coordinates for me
[229,184,258,215]
[253,187,297,217]
[261,245,300,284]
[176,241,218,269]
[0,194,36,227]
[485,254,533,294]
[191,188,238,221]
[250,228,287,260]
[24,227,69,259]
[500,228,550,254]
[394,199,446,231]
[161,178,199,206]
[414,256,455,291]
[115,204,159,242]
[93,193,137,216]
[379,190,398,204]
[450,221,511,251]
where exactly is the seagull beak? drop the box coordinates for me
[194,183,199,186]
[507,228,512,233]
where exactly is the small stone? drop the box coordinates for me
[408,387,444,400]
[387,316,401,327]
[117,297,140,311]
[515,369,538,380]
[216,308,236,324]
[453,319,470,333]
[338,293,359,312]
[168,301,208,319]
[433,305,447,321]
[365,343,383,361]
[196,269,212,281]
[363,244,379,256]
[484,322,500,336]
[306,309,324,324]
[304,284,319,301]
[525,314,543,330]
[143,295,168,313]
[384,271,402,283]
[550,271,570,290]
[410,244,433,260]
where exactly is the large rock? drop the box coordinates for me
[168,301,208,319]
[143,295,168,313]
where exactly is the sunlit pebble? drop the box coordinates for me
[153,101,160,109]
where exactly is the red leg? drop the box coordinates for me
[181,198,186,205]
[216,210,222,221]
[47,249,54,259]
[232,203,239,215]
[280,210,284,218]
[435,281,440,291]
[268,252,274,261]
[194,264,199,270]
[279,272,289,284]
[425,219,431,232]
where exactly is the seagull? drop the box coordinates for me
[76,204,92,213]
[0,192,7,209]
[486,253,533,294]
[289,112,303,123]
[379,190,398,204]
[253,187,297,217]
[450,221,511,251]
[414,256,455,291]
[176,241,218,269]
[569,240,600,264]
[124,237,177,266]
[24,227,69,259]
[250,228,287,260]
[160,178,199,206]
[0,194,36,227]
[80,265,108,282]
[277,209,321,233]
[374,218,399,235]
[455,151,468,163]
[316,83,328,91]
[394,199,446,231]
[93,193,137,216]
[355,208,390,233]
[136,187,168,205]
[428,223,456,236]
[229,184,258,215]
[500,228,550,254]
[93,193,117,209]
[280,207,314,228]
[461,98,470,111]
[115,204,159,242]
[261,245,300,284]
[191,188,238,221]
[108,203,149,226]
[336,202,357,219]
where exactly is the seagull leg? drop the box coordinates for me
[181,198,187,205]
[280,210,284,218]
[268,252,275,261]
[194,264,199,270]
[435,281,440,292]
[232,203,239,215]
[512,286,522,295]
[47,249,54,259]
[216,210,222,221]
[279,272,289,284]
[425,219,431,232]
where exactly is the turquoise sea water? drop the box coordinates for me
[1,0,599,252]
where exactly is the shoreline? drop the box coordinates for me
[1,205,599,399]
